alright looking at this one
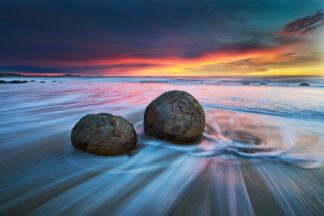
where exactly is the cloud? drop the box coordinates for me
[198,58,269,74]
[282,9,324,34]
[0,1,323,75]
[0,63,161,75]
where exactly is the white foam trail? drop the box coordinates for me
[255,162,324,215]
[1,78,324,215]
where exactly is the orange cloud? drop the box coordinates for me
[76,42,323,76]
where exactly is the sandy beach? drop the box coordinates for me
[0,77,323,215]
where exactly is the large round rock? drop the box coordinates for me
[71,113,136,155]
[144,90,205,143]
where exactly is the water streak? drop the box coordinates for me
[0,77,323,215]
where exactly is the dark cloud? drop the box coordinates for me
[282,9,324,34]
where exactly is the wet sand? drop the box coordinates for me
[0,77,324,215]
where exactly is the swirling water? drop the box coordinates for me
[0,77,324,216]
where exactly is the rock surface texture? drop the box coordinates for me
[71,113,136,155]
[144,90,205,144]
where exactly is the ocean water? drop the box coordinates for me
[0,76,323,216]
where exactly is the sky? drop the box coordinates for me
[0,0,323,76]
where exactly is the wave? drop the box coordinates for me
[205,104,324,121]
[1,77,324,215]
[133,114,324,169]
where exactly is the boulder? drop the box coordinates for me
[299,82,310,86]
[0,80,28,84]
[144,90,205,144]
[10,80,28,84]
[71,113,137,155]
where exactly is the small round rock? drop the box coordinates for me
[299,82,310,86]
[71,113,137,156]
[144,90,205,144]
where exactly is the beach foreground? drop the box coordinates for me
[0,77,324,215]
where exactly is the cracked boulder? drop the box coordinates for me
[71,113,137,155]
[144,90,205,144]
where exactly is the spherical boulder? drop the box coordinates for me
[71,113,137,155]
[144,90,205,144]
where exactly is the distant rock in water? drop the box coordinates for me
[144,90,205,144]
[71,113,137,156]
[10,80,28,84]
[30,80,35,82]
[224,130,262,145]
[242,82,250,85]
[140,80,168,83]
[0,80,28,84]
[40,81,46,83]
[259,82,267,85]
[299,82,310,86]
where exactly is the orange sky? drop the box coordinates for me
[84,41,323,76]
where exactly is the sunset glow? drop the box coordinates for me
[0,1,323,76]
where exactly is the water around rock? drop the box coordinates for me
[224,130,262,145]
[71,113,137,155]
[1,77,324,215]
[144,90,205,144]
